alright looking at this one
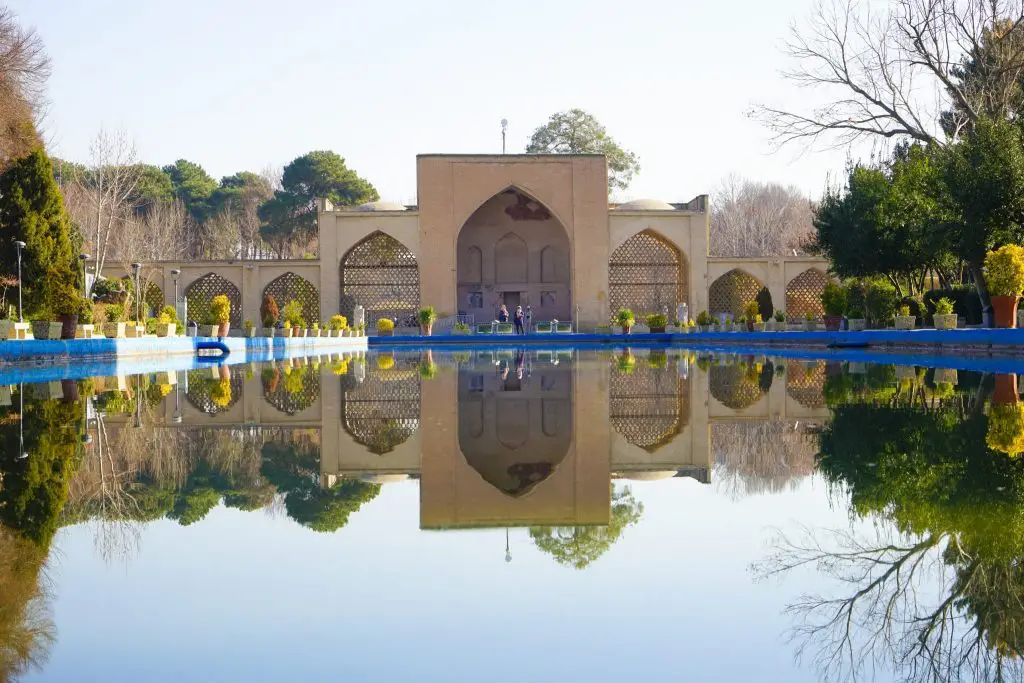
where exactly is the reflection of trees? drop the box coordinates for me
[755,375,1024,682]
[529,485,643,570]
[0,531,53,681]
[712,419,819,498]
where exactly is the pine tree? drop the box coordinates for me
[0,148,80,319]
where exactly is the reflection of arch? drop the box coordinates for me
[185,369,243,415]
[709,362,770,410]
[609,230,687,315]
[495,232,528,283]
[708,269,765,318]
[339,232,419,321]
[263,365,321,416]
[185,273,241,327]
[787,361,826,409]
[264,272,319,326]
[458,359,572,497]
[786,269,828,320]
[610,359,689,451]
[341,357,420,454]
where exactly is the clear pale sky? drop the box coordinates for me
[14,0,856,204]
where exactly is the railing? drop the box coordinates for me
[434,314,474,334]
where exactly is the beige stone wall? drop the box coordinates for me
[706,257,831,317]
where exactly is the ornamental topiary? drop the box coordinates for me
[821,281,848,316]
[985,244,1024,296]
[260,294,279,328]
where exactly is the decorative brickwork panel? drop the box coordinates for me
[786,269,828,320]
[339,232,419,322]
[609,355,688,451]
[185,369,244,415]
[708,269,761,318]
[185,273,241,327]
[341,358,420,454]
[262,364,321,416]
[609,230,687,318]
[264,272,319,326]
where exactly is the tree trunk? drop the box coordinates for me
[969,260,993,327]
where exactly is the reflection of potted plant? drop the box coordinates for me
[821,281,847,331]
[932,297,958,330]
[994,373,1019,405]
[646,312,667,334]
[210,377,232,408]
[988,402,1024,455]
[616,350,636,373]
[376,318,395,337]
[985,244,1024,328]
[615,308,635,334]
[847,307,867,331]
[418,306,437,336]
[895,305,916,330]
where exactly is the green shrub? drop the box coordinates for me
[821,281,848,316]
[281,300,305,328]
[844,279,869,315]
[897,296,923,321]
[933,297,955,316]
[105,303,125,323]
[756,287,773,319]
[647,313,667,328]
[985,244,1024,296]
[417,306,437,325]
[209,295,231,325]
[696,310,713,326]
[923,286,981,325]
[329,314,348,330]
[615,308,635,327]
[773,309,785,322]
[260,294,279,327]
[866,281,898,325]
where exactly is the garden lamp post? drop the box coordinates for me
[14,240,25,322]
[132,263,142,322]
[170,268,181,312]
[79,253,90,299]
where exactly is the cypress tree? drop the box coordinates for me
[0,148,80,319]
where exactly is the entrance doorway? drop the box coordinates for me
[502,291,521,311]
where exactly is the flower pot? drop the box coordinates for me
[263,328,276,337]
[244,328,256,338]
[994,373,1019,404]
[802,321,815,331]
[156,322,176,337]
[379,330,393,337]
[282,328,294,338]
[933,313,957,330]
[622,324,633,334]
[218,322,230,337]
[198,324,216,337]
[649,325,666,334]
[58,314,78,340]
[895,315,916,330]
[992,295,1020,328]
[102,322,126,339]
[752,322,766,332]
[847,318,867,331]
[125,324,145,338]
[823,314,843,331]
[421,322,433,336]
[75,324,95,339]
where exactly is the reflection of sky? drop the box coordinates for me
[29,476,909,683]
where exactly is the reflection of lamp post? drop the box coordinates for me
[172,382,182,423]
[79,253,90,298]
[132,263,142,321]
[14,240,25,322]
[17,382,25,459]
[501,119,508,154]
[505,528,511,563]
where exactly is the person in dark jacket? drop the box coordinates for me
[498,305,509,323]
[514,306,525,334]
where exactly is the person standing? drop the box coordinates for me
[498,305,509,323]
[514,306,525,334]
[524,305,532,333]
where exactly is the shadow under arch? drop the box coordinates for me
[457,187,571,322]
[457,353,572,497]
[339,231,419,323]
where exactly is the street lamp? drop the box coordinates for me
[79,253,90,299]
[13,240,25,322]
[170,268,181,315]
[131,263,142,322]
[501,118,508,154]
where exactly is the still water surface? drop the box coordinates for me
[0,347,1021,682]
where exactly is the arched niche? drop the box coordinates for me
[185,273,242,327]
[495,232,528,283]
[786,268,828,320]
[339,231,419,322]
[708,269,768,318]
[609,230,688,316]
[264,272,320,325]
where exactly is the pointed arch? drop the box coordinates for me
[609,229,687,316]
[339,231,419,322]
[341,356,420,455]
[786,268,828,320]
[494,232,528,283]
[455,184,568,234]
[610,358,689,451]
[708,269,767,318]
[263,272,319,326]
[185,273,242,327]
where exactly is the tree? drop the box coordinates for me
[129,164,174,211]
[212,171,273,259]
[162,159,217,225]
[0,8,48,167]
[259,151,377,256]
[525,109,639,192]
[529,485,643,569]
[0,148,80,318]
[710,175,815,256]
[753,0,1024,148]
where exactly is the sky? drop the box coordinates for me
[12,0,860,204]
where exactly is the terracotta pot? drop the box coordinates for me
[59,314,78,340]
[218,322,230,337]
[422,322,433,336]
[823,314,843,332]
[991,295,1020,328]
[994,373,1019,404]
[623,324,632,334]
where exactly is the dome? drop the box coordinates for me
[357,473,410,484]
[616,198,676,211]
[355,200,407,212]
[615,470,678,481]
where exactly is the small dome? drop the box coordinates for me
[616,198,676,211]
[615,470,678,481]
[355,200,407,212]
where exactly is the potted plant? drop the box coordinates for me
[647,312,667,333]
[895,305,916,330]
[687,319,697,333]
[696,310,713,332]
[102,303,127,339]
[156,306,178,337]
[615,308,635,334]
[377,318,395,337]
[260,294,279,336]
[418,306,437,335]
[821,281,847,331]
[751,314,766,332]
[243,320,256,338]
[311,321,321,337]
[932,297,957,330]
[803,311,815,331]
[210,294,231,337]
[770,309,785,332]
[329,314,347,337]
[453,321,471,335]
[280,300,305,336]
[51,284,87,340]
[743,301,760,331]
[847,307,867,331]
[281,321,294,338]
[985,244,1024,328]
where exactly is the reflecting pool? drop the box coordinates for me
[2,347,1024,681]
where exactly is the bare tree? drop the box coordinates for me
[0,8,49,165]
[752,0,1024,150]
[710,175,816,256]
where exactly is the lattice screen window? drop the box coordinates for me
[609,361,689,451]
[185,273,242,326]
[608,230,687,317]
[708,269,761,318]
[787,361,826,409]
[709,363,766,410]
[143,282,163,316]
[340,232,419,322]
[263,364,321,416]
[185,370,244,415]
[264,272,320,325]
[786,269,828,320]
[341,364,421,454]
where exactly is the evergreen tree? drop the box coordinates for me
[0,148,79,319]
